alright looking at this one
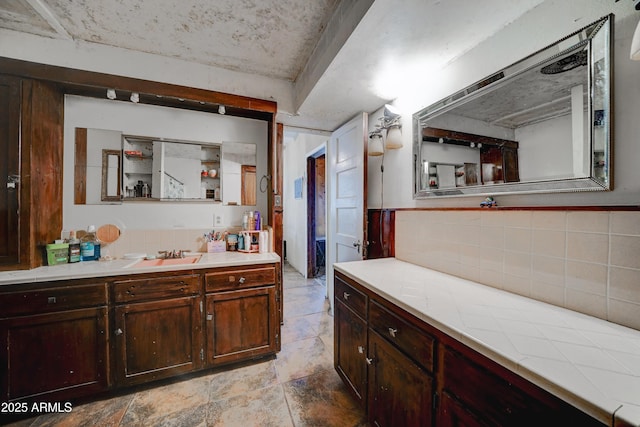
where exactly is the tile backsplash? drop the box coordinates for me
[395,210,640,331]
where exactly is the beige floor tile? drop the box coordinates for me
[275,336,333,383]
[206,385,293,427]
[208,360,279,402]
[283,369,369,427]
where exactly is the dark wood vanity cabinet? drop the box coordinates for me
[112,274,203,386]
[334,273,435,425]
[367,331,434,427]
[334,290,368,406]
[0,282,109,403]
[204,264,279,366]
[334,271,605,427]
[0,262,281,411]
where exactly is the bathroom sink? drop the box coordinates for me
[128,255,201,268]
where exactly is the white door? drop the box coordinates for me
[327,112,368,315]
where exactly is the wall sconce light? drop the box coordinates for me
[368,130,384,156]
[632,19,640,60]
[368,104,403,156]
[130,92,139,103]
[106,88,116,100]
[218,105,226,115]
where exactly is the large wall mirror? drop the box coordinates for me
[413,15,611,198]
[75,128,257,205]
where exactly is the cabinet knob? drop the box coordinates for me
[365,357,374,365]
[239,277,246,284]
[343,292,350,300]
[388,328,398,338]
[115,328,123,336]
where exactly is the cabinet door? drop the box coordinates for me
[206,286,277,366]
[114,296,202,386]
[0,75,21,267]
[439,392,488,427]
[0,307,109,402]
[334,299,368,406]
[368,332,434,427]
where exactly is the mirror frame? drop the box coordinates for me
[101,149,122,202]
[413,15,612,198]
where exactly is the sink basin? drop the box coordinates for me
[129,255,201,268]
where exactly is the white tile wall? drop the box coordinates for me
[395,210,640,331]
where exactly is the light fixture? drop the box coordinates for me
[632,18,640,60]
[368,131,384,156]
[106,88,116,100]
[130,92,139,103]
[470,142,475,148]
[367,104,403,155]
[218,105,226,115]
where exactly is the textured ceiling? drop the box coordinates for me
[0,0,340,81]
[0,0,558,130]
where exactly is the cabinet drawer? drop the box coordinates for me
[369,299,434,372]
[205,266,275,292]
[113,274,200,303]
[0,283,108,317]
[335,275,367,319]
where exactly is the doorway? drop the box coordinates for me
[306,148,326,278]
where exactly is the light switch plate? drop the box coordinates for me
[214,214,223,226]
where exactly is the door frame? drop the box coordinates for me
[306,146,326,278]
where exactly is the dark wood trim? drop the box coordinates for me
[367,209,395,259]
[74,128,87,205]
[240,164,256,206]
[101,149,122,202]
[307,157,317,277]
[423,126,518,149]
[0,57,277,118]
[361,114,368,259]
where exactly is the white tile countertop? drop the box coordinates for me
[0,252,280,286]
[334,258,640,427]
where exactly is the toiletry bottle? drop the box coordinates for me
[68,230,81,263]
[80,225,97,261]
[142,182,150,198]
[254,211,261,230]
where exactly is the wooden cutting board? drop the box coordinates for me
[96,224,121,244]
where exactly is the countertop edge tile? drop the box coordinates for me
[334,258,640,427]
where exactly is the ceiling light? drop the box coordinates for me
[130,92,139,103]
[106,88,116,100]
[218,105,226,115]
[470,142,476,148]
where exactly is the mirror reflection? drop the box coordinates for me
[76,128,258,205]
[413,15,611,198]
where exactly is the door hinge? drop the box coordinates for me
[200,348,204,361]
[275,290,280,302]
[199,300,203,313]
[433,392,439,410]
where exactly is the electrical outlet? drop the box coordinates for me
[215,214,223,226]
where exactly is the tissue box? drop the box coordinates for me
[207,241,226,253]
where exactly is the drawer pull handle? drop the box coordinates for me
[388,328,398,338]
[366,357,374,365]
[239,277,246,284]
[206,314,213,321]
[115,328,123,336]
[343,292,350,300]
[47,297,56,304]
[358,345,364,354]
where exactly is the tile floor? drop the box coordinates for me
[5,263,368,427]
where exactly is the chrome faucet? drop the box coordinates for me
[158,249,186,259]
